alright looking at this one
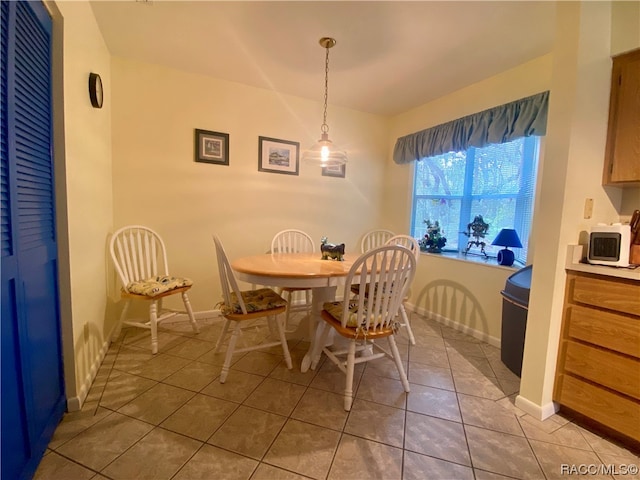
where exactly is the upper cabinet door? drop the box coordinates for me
[603,48,640,186]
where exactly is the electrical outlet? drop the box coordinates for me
[584,198,593,219]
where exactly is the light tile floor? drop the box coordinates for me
[35,313,639,480]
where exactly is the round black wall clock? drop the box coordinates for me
[88,72,103,108]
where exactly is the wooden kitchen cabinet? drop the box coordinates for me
[554,271,640,445]
[602,48,640,186]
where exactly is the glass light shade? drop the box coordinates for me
[302,132,347,167]
[491,228,523,248]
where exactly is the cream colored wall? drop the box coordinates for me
[110,57,389,313]
[520,1,633,417]
[52,0,113,409]
[622,189,640,218]
[611,0,640,55]
[410,256,517,345]
[385,55,553,343]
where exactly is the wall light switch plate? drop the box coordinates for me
[584,198,593,219]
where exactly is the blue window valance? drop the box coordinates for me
[393,91,549,164]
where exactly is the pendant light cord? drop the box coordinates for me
[321,43,330,135]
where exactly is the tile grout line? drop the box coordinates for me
[39,315,638,480]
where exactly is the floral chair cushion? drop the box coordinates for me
[126,275,193,297]
[323,300,383,328]
[350,281,394,297]
[220,288,287,315]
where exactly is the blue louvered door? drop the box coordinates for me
[1,2,65,479]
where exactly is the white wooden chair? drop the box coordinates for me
[384,235,420,345]
[213,235,292,383]
[360,229,395,253]
[271,229,316,333]
[353,233,419,344]
[310,244,416,411]
[109,225,199,354]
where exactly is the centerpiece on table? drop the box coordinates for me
[419,220,447,253]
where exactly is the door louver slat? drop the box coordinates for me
[12,0,53,253]
[1,0,11,258]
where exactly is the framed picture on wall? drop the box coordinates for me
[321,163,346,178]
[195,129,229,165]
[258,136,299,175]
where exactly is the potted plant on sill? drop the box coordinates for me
[419,220,447,253]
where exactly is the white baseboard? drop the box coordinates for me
[67,309,221,412]
[405,302,501,349]
[173,309,221,321]
[66,336,111,412]
[197,309,221,319]
[515,395,558,420]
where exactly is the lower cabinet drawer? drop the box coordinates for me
[555,374,640,442]
[567,304,640,358]
[564,340,640,400]
[571,274,640,316]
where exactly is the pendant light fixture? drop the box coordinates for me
[302,37,347,167]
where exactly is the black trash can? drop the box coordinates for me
[500,264,532,377]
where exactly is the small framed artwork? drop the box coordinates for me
[195,129,229,165]
[321,163,346,178]
[258,136,299,175]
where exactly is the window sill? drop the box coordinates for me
[419,249,523,271]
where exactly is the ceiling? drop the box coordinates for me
[90,1,556,117]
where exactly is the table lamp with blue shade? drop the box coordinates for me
[491,229,522,266]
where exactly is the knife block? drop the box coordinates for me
[631,244,640,265]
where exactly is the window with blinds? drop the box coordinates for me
[411,136,540,265]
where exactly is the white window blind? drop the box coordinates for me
[411,136,540,264]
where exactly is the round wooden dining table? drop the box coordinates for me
[231,252,357,372]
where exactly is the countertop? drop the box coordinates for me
[566,245,640,281]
